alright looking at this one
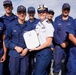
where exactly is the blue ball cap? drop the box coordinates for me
[28,6,35,13]
[3,0,12,6]
[17,5,26,12]
[48,9,55,15]
[62,3,70,10]
[37,4,48,13]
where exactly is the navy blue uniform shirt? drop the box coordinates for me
[54,14,73,44]
[1,13,17,28]
[0,18,6,58]
[5,19,33,57]
[27,18,40,29]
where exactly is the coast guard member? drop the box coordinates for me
[1,0,17,75]
[30,4,54,75]
[53,3,73,75]
[47,9,55,50]
[4,5,32,75]
[47,9,55,25]
[27,6,39,75]
[47,9,55,75]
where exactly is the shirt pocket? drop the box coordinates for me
[12,30,19,38]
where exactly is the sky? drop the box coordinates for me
[0,0,76,20]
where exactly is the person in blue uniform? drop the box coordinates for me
[30,4,54,75]
[4,5,32,75]
[47,9,55,75]
[2,0,17,28]
[1,0,17,75]
[27,6,39,75]
[27,6,40,29]
[53,3,73,75]
[66,19,76,75]
[0,18,6,75]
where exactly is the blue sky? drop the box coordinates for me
[0,0,76,20]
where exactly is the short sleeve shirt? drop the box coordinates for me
[35,19,54,45]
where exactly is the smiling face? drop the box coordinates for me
[38,11,47,21]
[4,4,13,14]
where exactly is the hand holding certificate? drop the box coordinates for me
[23,30,40,49]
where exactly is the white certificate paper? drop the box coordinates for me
[23,30,40,49]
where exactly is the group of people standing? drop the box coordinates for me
[0,0,76,75]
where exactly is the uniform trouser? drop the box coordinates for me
[29,51,35,75]
[9,55,29,75]
[61,46,70,75]
[35,48,52,75]
[0,62,3,75]
[47,50,54,74]
[53,46,66,73]
[67,47,76,75]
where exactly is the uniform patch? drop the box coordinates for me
[58,23,61,25]
[42,26,45,29]
[13,30,17,32]
[67,23,71,25]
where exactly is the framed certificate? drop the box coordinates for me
[23,30,40,49]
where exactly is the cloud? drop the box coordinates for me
[0,0,76,19]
